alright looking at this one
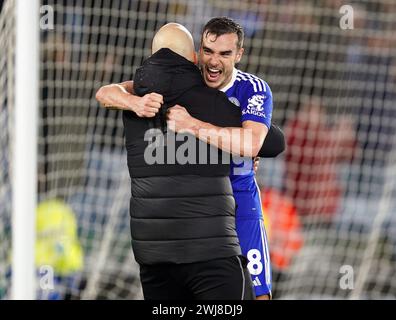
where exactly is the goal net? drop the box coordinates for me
[1,0,395,299]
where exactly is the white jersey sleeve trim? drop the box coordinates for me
[237,70,267,93]
[220,68,238,93]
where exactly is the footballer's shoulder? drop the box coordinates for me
[235,69,270,94]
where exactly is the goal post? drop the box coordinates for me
[11,0,39,300]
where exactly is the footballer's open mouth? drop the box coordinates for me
[205,66,222,82]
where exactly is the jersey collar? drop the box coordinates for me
[220,68,238,93]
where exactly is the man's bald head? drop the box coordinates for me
[152,23,197,63]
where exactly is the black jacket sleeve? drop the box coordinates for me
[257,124,286,158]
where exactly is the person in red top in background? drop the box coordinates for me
[284,98,357,226]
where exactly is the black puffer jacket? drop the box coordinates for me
[123,49,244,264]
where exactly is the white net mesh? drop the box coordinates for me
[1,0,396,299]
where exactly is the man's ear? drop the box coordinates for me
[193,51,198,65]
[235,47,244,63]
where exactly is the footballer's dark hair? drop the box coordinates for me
[201,17,244,49]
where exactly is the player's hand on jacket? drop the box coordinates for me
[132,93,163,117]
[166,105,196,133]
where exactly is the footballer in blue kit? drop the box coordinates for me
[192,17,274,299]
[222,68,273,297]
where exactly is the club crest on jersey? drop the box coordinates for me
[242,94,266,117]
[228,97,240,107]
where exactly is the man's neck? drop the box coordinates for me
[220,68,238,92]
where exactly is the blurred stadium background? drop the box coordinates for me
[1,0,395,299]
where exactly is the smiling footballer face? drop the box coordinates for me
[198,17,244,90]
[199,32,244,90]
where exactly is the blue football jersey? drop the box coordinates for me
[222,68,273,197]
[221,68,273,296]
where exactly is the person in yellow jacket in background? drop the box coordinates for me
[36,199,83,299]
